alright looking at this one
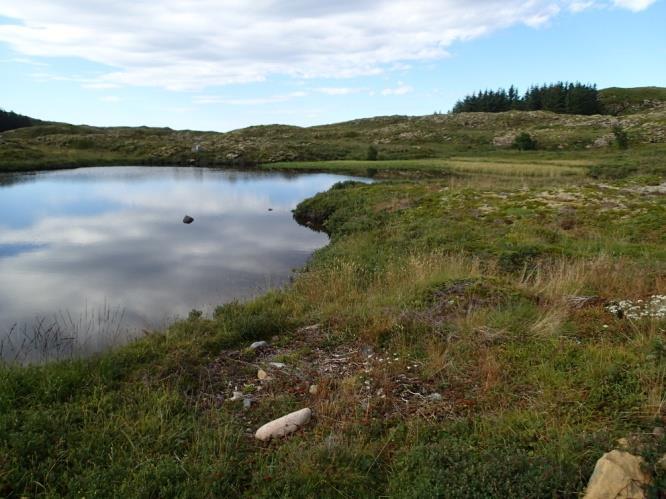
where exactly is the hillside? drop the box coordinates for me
[1,88,665,172]
[599,86,666,115]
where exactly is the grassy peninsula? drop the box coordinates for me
[1,88,665,497]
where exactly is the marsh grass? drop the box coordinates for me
[0,304,128,364]
[266,157,588,177]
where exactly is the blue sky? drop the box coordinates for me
[1,0,664,132]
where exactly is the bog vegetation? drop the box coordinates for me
[0,87,665,497]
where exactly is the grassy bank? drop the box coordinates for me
[1,162,665,496]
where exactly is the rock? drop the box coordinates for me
[492,132,517,148]
[652,427,664,439]
[309,384,318,395]
[257,369,269,380]
[583,450,650,499]
[250,341,268,350]
[298,324,321,335]
[591,134,614,148]
[255,408,312,441]
[427,393,443,402]
[243,398,252,409]
[268,208,273,211]
[182,215,194,224]
[567,295,603,309]
[268,362,286,369]
[229,391,244,401]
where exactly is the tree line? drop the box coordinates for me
[0,109,39,133]
[452,82,604,115]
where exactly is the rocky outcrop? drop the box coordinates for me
[583,450,650,499]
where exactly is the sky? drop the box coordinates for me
[0,0,664,132]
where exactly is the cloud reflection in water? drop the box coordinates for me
[0,167,363,358]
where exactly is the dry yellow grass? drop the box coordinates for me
[446,159,586,177]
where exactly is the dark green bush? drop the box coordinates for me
[512,132,537,151]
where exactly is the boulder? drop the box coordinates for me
[250,341,268,350]
[583,450,650,499]
[182,215,194,224]
[255,408,312,441]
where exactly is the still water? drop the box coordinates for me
[0,166,361,361]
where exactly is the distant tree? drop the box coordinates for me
[0,108,39,132]
[612,125,629,150]
[366,145,379,161]
[513,132,537,151]
[452,82,603,115]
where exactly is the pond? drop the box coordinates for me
[0,166,363,362]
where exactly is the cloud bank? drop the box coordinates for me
[0,0,657,91]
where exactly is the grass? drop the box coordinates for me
[1,160,665,496]
[263,157,588,177]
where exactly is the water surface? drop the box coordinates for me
[0,166,361,361]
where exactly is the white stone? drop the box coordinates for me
[309,384,318,395]
[583,450,650,499]
[269,362,286,369]
[257,369,269,380]
[229,391,244,401]
[250,341,268,350]
[255,408,312,441]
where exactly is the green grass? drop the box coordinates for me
[1,163,665,496]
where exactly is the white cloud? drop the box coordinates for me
[316,87,364,95]
[0,1,657,91]
[612,0,656,11]
[381,83,413,96]
[567,1,596,12]
[193,91,307,106]
[100,95,121,103]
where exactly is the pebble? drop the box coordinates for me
[243,398,252,409]
[250,341,268,350]
[257,369,269,380]
[427,393,443,402]
[269,362,286,369]
[309,384,319,395]
[230,391,244,401]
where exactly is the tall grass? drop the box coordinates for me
[0,304,128,364]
